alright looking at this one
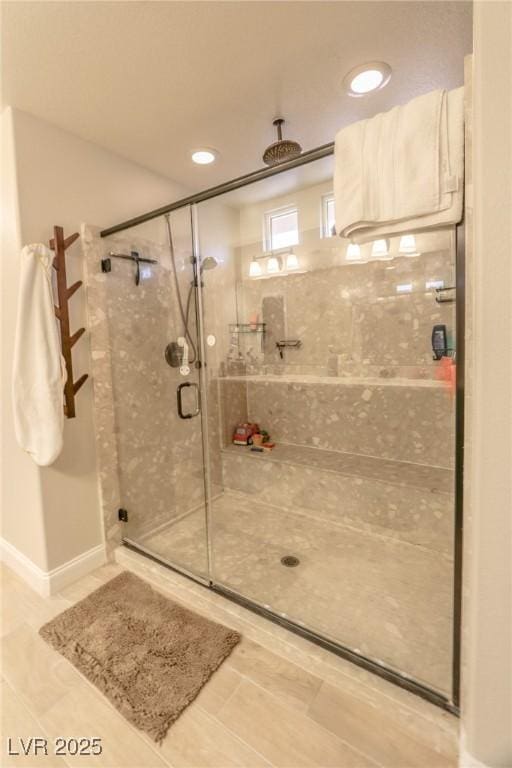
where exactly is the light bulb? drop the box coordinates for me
[191,149,217,165]
[346,243,361,261]
[351,70,383,94]
[267,256,280,274]
[286,252,299,270]
[398,234,419,257]
[344,62,392,97]
[249,259,262,278]
[371,239,392,260]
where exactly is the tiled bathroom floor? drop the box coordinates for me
[1,556,458,768]
[140,491,453,694]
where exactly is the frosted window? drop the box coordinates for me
[322,194,336,237]
[265,208,299,251]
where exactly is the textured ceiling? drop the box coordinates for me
[2,1,472,191]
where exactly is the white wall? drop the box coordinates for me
[1,108,49,572]
[1,107,186,577]
[461,3,512,767]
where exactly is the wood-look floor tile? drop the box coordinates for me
[154,705,270,768]
[226,638,322,712]
[216,679,376,767]
[308,681,457,768]
[56,565,122,604]
[39,683,166,768]
[1,552,461,768]
[1,680,68,767]
[307,643,458,738]
[92,563,124,580]
[1,573,35,638]
[1,625,82,718]
[1,567,70,637]
[192,663,242,714]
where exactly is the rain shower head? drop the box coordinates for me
[262,118,302,167]
[200,256,218,273]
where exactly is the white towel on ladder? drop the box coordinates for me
[12,243,66,466]
[334,87,464,242]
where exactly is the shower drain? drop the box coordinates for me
[281,555,300,568]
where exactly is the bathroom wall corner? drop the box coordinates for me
[1,106,50,573]
[461,4,512,766]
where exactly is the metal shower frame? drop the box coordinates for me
[100,143,465,715]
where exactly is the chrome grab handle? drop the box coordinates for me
[177,382,200,419]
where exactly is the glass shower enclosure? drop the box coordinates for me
[100,153,460,709]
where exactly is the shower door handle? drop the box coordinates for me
[177,382,200,419]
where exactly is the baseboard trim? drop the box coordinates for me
[0,537,48,594]
[0,538,106,596]
[459,748,491,768]
[459,731,492,768]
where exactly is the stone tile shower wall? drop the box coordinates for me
[234,244,455,379]
[82,222,206,551]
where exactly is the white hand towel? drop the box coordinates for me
[12,244,66,466]
[334,87,464,242]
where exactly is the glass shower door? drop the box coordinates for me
[195,158,457,698]
[102,207,210,580]
[97,155,457,700]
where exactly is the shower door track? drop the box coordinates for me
[105,143,464,717]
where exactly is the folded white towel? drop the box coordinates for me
[12,244,66,466]
[334,87,464,242]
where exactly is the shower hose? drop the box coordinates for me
[164,213,198,364]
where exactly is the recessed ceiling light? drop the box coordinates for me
[344,62,392,97]
[191,149,217,165]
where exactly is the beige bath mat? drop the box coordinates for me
[39,570,240,742]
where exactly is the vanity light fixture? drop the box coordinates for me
[285,251,299,270]
[396,283,413,294]
[191,148,218,165]
[426,279,445,290]
[398,234,420,257]
[249,259,263,278]
[344,62,392,97]
[346,243,362,261]
[266,255,281,274]
[371,239,392,260]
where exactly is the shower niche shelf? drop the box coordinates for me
[229,323,266,334]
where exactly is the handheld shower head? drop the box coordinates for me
[200,256,218,274]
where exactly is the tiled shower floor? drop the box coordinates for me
[139,490,453,695]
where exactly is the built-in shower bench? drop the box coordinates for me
[220,443,454,555]
[221,442,453,494]
[218,373,455,469]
